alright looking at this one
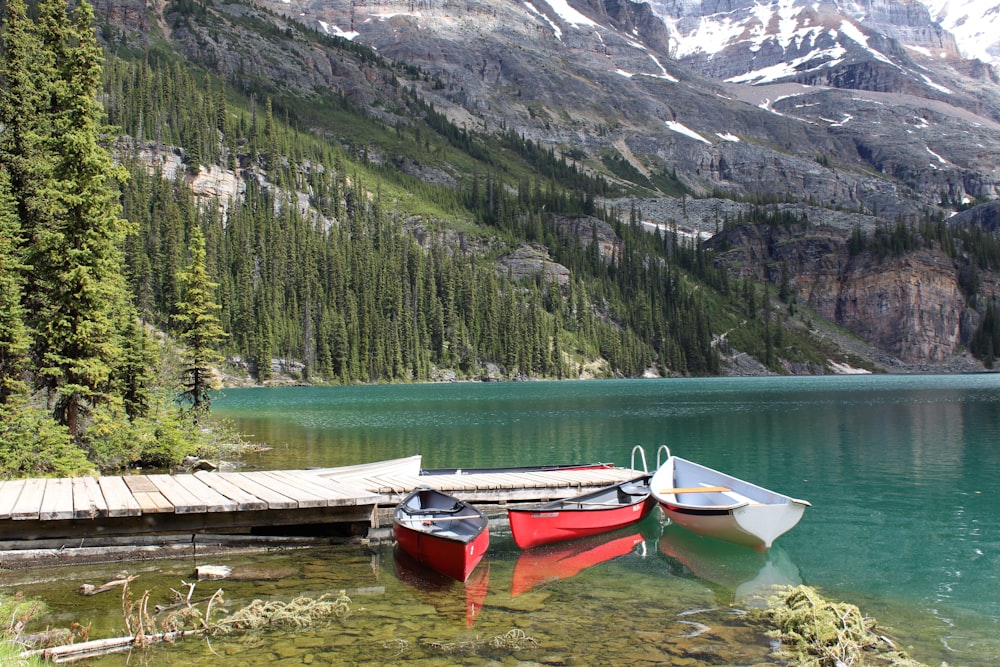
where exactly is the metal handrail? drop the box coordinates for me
[656,444,671,469]
[630,445,648,473]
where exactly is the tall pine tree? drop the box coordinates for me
[0,166,30,404]
[175,227,227,416]
[26,0,137,438]
[0,0,46,231]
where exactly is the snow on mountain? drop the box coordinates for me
[654,0,998,74]
[920,0,1000,65]
[660,0,821,59]
[648,0,979,93]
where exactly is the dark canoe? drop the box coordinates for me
[507,476,655,549]
[393,487,489,582]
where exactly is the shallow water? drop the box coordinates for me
[4,375,1000,665]
[4,526,787,666]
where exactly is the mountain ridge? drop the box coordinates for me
[91,0,1000,375]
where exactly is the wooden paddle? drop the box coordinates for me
[659,486,730,494]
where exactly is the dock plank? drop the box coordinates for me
[301,473,383,506]
[170,475,239,512]
[133,492,174,514]
[123,476,174,513]
[193,472,268,511]
[39,478,75,521]
[483,473,525,489]
[392,472,449,490]
[362,474,410,494]
[11,478,46,520]
[253,472,329,508]
[214,473,298,510]
[266,470,351,503]
[0,480,27,520]
[464,473,510,491]
[433,473,490,492]
[73,477,110,519]
[563,468,637,483]
[516,471,581,487]
[147,475,208,514]
[97,477,142,517]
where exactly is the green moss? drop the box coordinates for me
[0,592,50,667]
[756,585,930,667]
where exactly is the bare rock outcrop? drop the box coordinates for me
[833,250,965,362]
[708,223,995,364]
[497,244,571,286]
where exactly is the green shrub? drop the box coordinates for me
[0,402,94,478]
[81,399,200,471]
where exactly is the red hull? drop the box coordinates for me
[394,522,489,581]
[394,547,492,627]
[511,532,644,596]
[508,478,654,549]
[394,487,489,582]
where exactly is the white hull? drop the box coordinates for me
[310,455,423,480]
[651,453,809,550]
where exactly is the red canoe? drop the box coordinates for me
[394,487,489,582]
[507,476,655,549]
[511,531,644,596]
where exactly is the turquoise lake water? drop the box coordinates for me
[209,375,1000,665]
[5,375,997,666]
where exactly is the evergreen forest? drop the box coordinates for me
[2,0,998,477]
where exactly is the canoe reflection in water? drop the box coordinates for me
[393,545,491,628]
[656,523,802,606]
[510,531,647,597]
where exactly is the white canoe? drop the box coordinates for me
[650,450,810,550]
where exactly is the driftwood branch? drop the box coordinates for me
[22,581,349,664]
[78,575,138,596]
[25,630,200,664]
[154,594,216,613]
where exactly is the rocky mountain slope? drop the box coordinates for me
[96,0,1000,372]
[252,0,1000,211]
[921,0,1000,67]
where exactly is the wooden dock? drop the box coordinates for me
[0,456,645,551]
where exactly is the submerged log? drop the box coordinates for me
[195,565,232,580]
[79,575,137,596]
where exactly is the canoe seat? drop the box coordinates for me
[620,482,649,496]
[721,490,754,505]
[681,483,753,505]
[421,503,463,515]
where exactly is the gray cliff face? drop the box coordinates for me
[706,224,984,363]
[951,202,1000,233]
[839,0,960,52]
